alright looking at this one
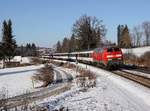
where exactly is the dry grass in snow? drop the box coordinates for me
[76,69,96,90]
[123,51,150,68]
[32,65,54,87]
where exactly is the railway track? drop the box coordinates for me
[120,64,150,74]
[51,59,150,88]
[1,83,70,109]
[112,70,150,88]
[0,65,73,110]
[1,83,71,109]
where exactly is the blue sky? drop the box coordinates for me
[0,0,150,47]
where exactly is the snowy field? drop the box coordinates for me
[122,46,150,57]
[0,65,43,97]
[0,56,31,68]
[39,61,150,111]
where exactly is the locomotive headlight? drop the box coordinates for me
[116,54,122,57]
[107,55,113,58]
[117,58,121,60]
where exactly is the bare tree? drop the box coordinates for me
[130,33,136,47]
[142,21,150,46]
[132,25,143,47]
[72,15,106,50]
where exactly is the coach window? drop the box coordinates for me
[86,53,89,57]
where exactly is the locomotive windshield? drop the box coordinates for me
[107,47,120,52]
[114,48,120,51]
[107,48,113,52]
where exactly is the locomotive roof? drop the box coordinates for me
[95,46,119,50]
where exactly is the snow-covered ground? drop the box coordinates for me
[0,65,43,74]
[21,57,31,64]
[38,61,150,111]
[12,56,31,64]
[122,46,150,57]
[0,65,43,97]
[0,57,31,68]
[1,57,150,110]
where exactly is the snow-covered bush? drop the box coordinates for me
[32,65,54,87]
[51,61,64,66]
[0,87,9,110]
[76,69,96,90]
[123,51,150,68]
[62,62,76,69]
[31,57,47,65]
[123,53,139,65]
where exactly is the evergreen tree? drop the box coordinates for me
[120,25,132,48]
[69,34,76,52]
[117,25,121,46]
[62,37,70,52]
[56,41,62,52]
[0,43,3,60]
[31,43,37,56]
[25,43,34,56]
[20,45,24,56]
[2,19,17,62]
[117,25,125,47]
[25,43,30,56]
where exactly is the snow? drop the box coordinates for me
[77,63,150,106]
[0,57,31,68]
[39,60,150,111]
[0,65,43,97]
[11,56,22,62]
[21,57,31,64]
[122,46,150,57]
[0,65,42,74]
[12,56,31,64]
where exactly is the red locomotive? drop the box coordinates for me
[92,47,123,69]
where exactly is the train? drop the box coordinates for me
[45,46,123,69]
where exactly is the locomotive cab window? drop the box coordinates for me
[114,48,120,51]
[107,47,120,52]
[107,48,113,52]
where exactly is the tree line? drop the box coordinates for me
[16,43,37,57]
[55,15,150,52]
[117,21,150,48]
[55,15,107,53]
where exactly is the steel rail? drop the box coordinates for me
[112,70,150,88]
